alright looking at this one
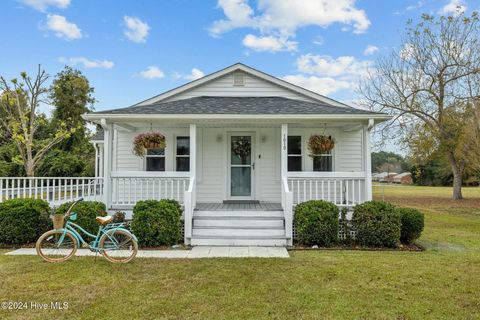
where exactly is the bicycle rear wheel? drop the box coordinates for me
[100,229,138,263]
[36,230,78,262]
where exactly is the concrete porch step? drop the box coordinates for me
[194,218,284,228]
[193,227,285,237]
[191,236,287,246]
[193,210,284,218]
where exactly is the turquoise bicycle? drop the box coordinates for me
[36,198,138,263]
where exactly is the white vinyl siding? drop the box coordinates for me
[163,72,317,103]
[112,125,363,203]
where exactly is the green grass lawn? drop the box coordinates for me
[1,185,480,319]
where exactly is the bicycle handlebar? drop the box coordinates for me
[64,198,85,217]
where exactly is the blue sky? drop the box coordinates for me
[0,0,475,113]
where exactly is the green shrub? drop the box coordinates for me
[397,207,424,244]
[55,201,106,234]
[0,198,50,245]
[294,200,339,246]
[131,199,182,247]
[353,201,400,248]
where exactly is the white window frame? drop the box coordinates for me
[144,148,166,171]
[312,149,334,172]
[175,136,190,172]
[287,135,302,172]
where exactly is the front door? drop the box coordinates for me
[229,134,254,199]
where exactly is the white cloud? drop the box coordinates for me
[138,66,164,79]
[282,53,374,96]
[282,75,351,95]
[242,34,297,52]
[406,0,425,11]
[209,0,370,52]
[59,57,114,69]
[20,0,70,11]
[364,45,379,55]
[209,0,370,36]
[123,16,150,43]
[45,14,82,40]
[439,0,467,15]
[296,53,372,78]
[209,0,256,36]
[185,68,205,81]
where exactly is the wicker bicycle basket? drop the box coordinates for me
[52,214,65,229]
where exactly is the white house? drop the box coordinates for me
[0,63,391,246]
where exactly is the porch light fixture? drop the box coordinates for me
[260,135,267,143]
[216,134,223,142]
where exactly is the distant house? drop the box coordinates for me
[373,172,397,182]
[393,172,413,185]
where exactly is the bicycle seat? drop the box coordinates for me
[96,216,113,225]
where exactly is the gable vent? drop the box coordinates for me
[233,71,245,86]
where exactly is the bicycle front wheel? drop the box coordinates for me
[100,229,138,263]
[36,230,78,263]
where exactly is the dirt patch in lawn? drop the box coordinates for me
[379,196,480,210]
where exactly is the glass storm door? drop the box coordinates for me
[229,135,254,198]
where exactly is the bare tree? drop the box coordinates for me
[360,11,480,199]
[0,66,75,176]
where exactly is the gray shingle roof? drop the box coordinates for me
[92,96,382,115]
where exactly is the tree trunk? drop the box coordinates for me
[447,154,463,200]
[25,161,35,177]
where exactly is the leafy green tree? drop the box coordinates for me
[50,66,95,151]
[361,12,480,199]
[0,66,75,176]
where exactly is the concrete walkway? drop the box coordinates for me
[5,246,289,259]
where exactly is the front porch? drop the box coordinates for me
[0,119,373,246]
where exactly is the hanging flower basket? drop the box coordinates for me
[308,134,335,157]
[232,137,251,158]
[133,132,166,157]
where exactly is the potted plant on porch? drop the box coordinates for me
[133,132,166,157]
[307,134,335,157]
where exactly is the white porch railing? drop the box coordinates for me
[110,172,190,206]
[287,172,366,207]
[0,177,104,204]
[281,177,293,246]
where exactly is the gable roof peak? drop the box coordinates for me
[135,62,353,109]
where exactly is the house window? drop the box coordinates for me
[176,136,190,171]
[287,136,302,171]
[145,149,165,171]
[313,150,333,172]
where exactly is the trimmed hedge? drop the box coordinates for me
[353,201,401,248]
[55,201,107,234]
[294,200,339,246]
[397,207,424,244]
[131,199,182,247]
[0,198,50,245]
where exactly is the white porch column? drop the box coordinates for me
[184,124,197,245]
[363,120,373,201]
[281,124,288,180]
[93,143,99,177]
[102,122,113,208]
[280,124,288,207]
[190,124,197,205]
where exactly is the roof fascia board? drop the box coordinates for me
[84,113,392,122]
